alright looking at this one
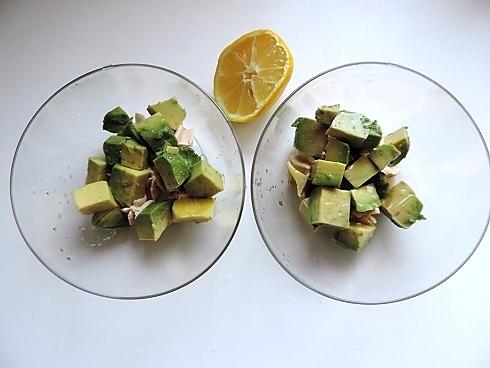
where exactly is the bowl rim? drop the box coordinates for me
[251,61,490,305]
[9,63,246,300]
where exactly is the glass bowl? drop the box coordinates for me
[252,62,489,304]
[10,64,245,299]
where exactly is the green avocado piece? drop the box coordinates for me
[121,139,148,170]
[147,97,186,131]
[103,106,131,133]
[137,112,177,152]
[165,146,180,154]
[287,161,309,197]
[334,223,376,252]
[309,187,350,229]
[103,135,128,166]
[311,160,345,188]
[368,144,401,170]
[109,164,149,206]
[85,157,107,184]
[384,127,410,165]
[136,201,173,241]
[179,145,202,167]
[120,121,145,146]
[326,112,369,148]
[360,118,383,149]
[153,152,191,192]
[92,208,129,229]
[351,184,381,212]
[324,137,350,164]
[315,104,340,125]
[372,172,390,199]
[344,155,379,188]
[292,117,328,157]
[299,197,313,228]
[73,181,118,215]
[381,181,425,229]
[172,198,215,223]
[184,160,224,198]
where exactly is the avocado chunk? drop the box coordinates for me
[147,98,186,131]
[384,127,410,165]
[287,161,308,197]
[121,139,148,170]
[153,152,191,192]
[103,135,128,166]
[179,145,201,167]
[368,144,401,170]
[381,181,425,229]
[184,160,224,198]
[165,146,180,154]
[103,106,131,133]
[334,223,376,252]
[137,112,177,152]
[136,201,173,241]
[292,117,328,157]
[172,198,215,223]
[372,172,390,199]
[309,187,350,229]
[120,121,145,146]
[92,208,129,229]
[73,181,118,215]
[344,155,379,188]
[85,157,107,184]
[299,197,313,228]
[324,137,350,164]
[109,164,149,206]
[315,104,340,125]
[360,118,383,149]
[310,160,345,188]
[326,112,369,148]
[350,184,381,212]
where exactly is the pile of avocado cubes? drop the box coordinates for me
[73,98,224,242]
[288,105,425,252]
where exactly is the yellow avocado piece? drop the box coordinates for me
[287,161,308,197]
[73,181,118,215]
[172,198,215,223]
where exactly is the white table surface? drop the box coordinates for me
[1,1,489,367]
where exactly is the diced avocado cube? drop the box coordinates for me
[147,97,186,131]
[109,164,149,206]
[368,144,401,170]
[92,208,129,229]
[372,172,390,199]
[309,187,350,229]
[324,137,350,164]
[103,106,131,133]
[384,127,410,165]
[350,184,381,212]
[315,104,340,125]
[103,135,128,166]
[85,157,107,184]
[172,198,215,223]
[165,146,180,154]
[73,181,118,215]
[153,152,191,192]
[292,117,328,157]
[121,139,148,170]
[299,197,313,228]
[136,201,173,241]
[179,145,202,167]
[311,160,345,188]
[344,155,379,188]
[184,160,224,198]
[287,161,308,197]
[120,121,145,146]
[334,223,376,252]
[326,112,369,148]
[360,118,382,149]
[137,112,177,152]
[381,181,425,229]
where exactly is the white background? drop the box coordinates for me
[1,1,489,366]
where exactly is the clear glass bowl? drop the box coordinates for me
[10,64,245,299]
[252,62,490,304]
